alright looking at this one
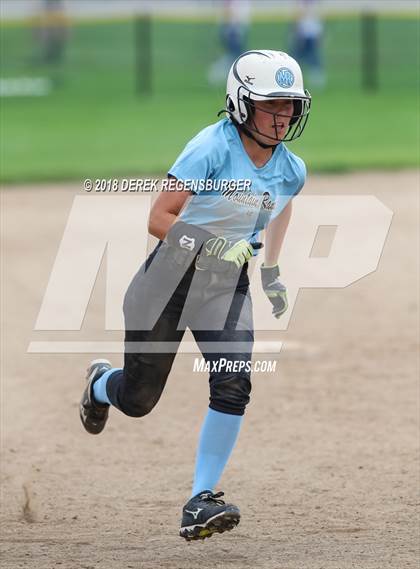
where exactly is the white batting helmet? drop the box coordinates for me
[225,50,311,142]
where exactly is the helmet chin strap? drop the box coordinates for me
[218,110,280,150]
[238,123,279,150]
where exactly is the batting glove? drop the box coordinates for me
[261,264,288,318]
[204,237,254,269]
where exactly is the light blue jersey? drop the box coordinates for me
[168,118,306,246]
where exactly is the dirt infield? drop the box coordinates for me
[1,171,419,569]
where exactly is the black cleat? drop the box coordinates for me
[79,359,112,435]
[180,491,240,541]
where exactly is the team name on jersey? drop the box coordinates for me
[221,187,275,212]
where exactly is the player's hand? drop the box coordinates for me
[261,264,288,318]
[204,237,254,269]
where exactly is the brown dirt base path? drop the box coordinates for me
[1,171,419,568]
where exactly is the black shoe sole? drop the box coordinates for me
[79,403,109,435]
[180,511,240,541]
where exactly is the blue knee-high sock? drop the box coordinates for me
[92,368,122,405]
[191,408,243,497]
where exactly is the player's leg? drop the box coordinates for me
[191,288,253,492]
[180,277,253,539]
[80,244,193,433]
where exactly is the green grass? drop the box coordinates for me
[0,16,418,183]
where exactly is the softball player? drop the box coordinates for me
[80,50,311,541]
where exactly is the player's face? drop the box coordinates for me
[251,99,294,144]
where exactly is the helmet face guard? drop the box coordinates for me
[235,85,311,143]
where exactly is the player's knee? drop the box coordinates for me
[121,394,156,417]
[119,392,158,418]
[209,373,252,416]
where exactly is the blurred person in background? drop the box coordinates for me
[34,0,70,66]
[208,0,251,85]
[290,0,326,88]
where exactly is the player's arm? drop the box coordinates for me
[148,179,193,240]
[260,200,293,318]
[264,200,292,265]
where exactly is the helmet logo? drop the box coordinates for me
[275,67,295,88]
